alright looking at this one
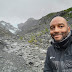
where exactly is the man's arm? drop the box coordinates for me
[43,49,52,72]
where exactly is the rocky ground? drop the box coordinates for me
[0,34,51,72]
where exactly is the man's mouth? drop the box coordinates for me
[54,35,62,38]
[53,33,63,37]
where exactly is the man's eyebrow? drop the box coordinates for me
[50,23,65,27]
[58,23,65,25]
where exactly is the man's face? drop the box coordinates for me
[50,17,70,42]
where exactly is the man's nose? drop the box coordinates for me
[54,27,59,32]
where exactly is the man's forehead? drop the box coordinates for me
[50,23,64,26]
[50,16,67,26]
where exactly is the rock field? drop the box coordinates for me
[0,35,51,72]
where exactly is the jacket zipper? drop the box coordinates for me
[59,51,64,72]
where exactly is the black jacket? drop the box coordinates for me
[44,31,72,72]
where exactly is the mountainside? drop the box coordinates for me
[0,21,18,37]
[17,7,72,35]
[18,18,38,30]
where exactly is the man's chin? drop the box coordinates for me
[54,38,63,42]
[54,35,63,42]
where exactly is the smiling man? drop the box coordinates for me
[44,16,72,72]
[50,16,70,42]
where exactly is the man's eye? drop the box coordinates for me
[59,26,64,28]
[50,26,55,30]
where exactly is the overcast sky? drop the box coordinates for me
[0,0,72,28]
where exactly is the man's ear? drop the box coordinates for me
[68,26,70,33]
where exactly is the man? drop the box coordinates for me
[44,16,72,72]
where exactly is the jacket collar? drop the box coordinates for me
[51,31,72,50]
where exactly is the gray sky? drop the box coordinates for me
[0,0,72,28]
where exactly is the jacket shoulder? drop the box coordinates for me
[47,45,55,54]
[47,45,54,52]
